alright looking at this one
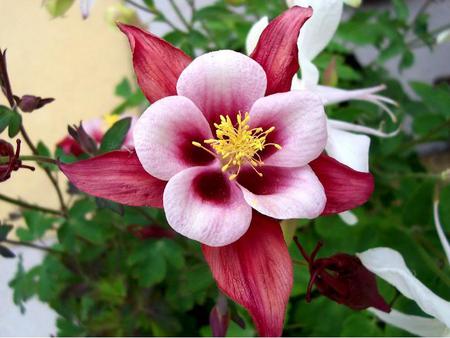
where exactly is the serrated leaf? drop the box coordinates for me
[99,117,131,153]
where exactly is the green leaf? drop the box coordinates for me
[392,0,409,22]
[0,245,15,258]
[8,111,22,137]
[0,224,13,241]
[399,50,414,71]
[0,105,13,133]
[97,278,127,305]
[16,210,55,242]
[44,0,75,17]
[95,197,124,216]
[9,256,40,313]
[340,313,383,336]
[115,78,132,98]
[411,82,450,117]
[99,117,131,153]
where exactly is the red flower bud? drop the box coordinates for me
[0,139,34,182]
[210,294,230,337]
[293,237,391,313]
[13,95,54,113]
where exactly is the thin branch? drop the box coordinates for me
[169,0,191,31]
[124,0,179,31]
[0,193,63,216]
[19,126,68,215]
[4,239,62,255]
[0,155,58,166]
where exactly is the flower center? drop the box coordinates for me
[192,112,281,180]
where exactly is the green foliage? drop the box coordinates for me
[99,117,132,153]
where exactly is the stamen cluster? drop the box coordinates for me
[194,112,281,180]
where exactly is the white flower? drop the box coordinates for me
[357,247,450,336]
[246,0,399,225]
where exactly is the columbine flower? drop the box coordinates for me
[247,0,398,225]
[0,139,34,182]
[358,247,450,337]
[60,7,375,336]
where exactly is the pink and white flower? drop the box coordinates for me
[60,7,375,336]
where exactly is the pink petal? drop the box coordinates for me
[202,213,293,337]
[250,6,313,95]
[60,151,166,207]
[118,23,191,103]
[310,154,374,215]
[134,96,215,181]
[249,91,327,167]
[176,50,266,125]
[163,166,252,247]
[237,165,325,219]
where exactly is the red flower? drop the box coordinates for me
[293,237,391,313]
[60,6,374,336]
[0,139,34,182]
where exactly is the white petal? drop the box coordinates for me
[328,119,401,138]
[292,0,343,61]
[338,211,358,225]
[177,50,267,125]
[370,308,450,337]
[245,17,269,55]
[434,200,450,264]
[237,165,326,220]
[437,29,450,45]
[291,0,343,86]
[249,91,327,168]
[312,84,398,122]
[357,247,450,328]
[326,124,370,172]
[134,96,214,181]
[163,166,252,247]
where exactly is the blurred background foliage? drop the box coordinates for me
[1,0,449,336]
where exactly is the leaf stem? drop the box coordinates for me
[168,0,191,32]
[0,192,63,216]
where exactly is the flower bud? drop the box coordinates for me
[0,139,35,182]
[13,95,54,113]
[294,237,391,312]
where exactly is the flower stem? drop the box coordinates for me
[19,126,68,215]
[0,155,58,165]
[0,192,63,216]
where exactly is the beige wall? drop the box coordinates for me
[0,0,132,215]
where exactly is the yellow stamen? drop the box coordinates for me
[192,112,281,180]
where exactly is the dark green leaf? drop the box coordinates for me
[99,117,131,153]
[0,224,13,241]
[8,111,22,137]
[0,105,13,133]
